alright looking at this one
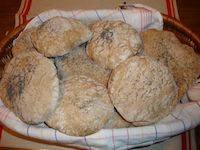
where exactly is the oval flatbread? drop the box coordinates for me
[46,75,114,136]
[0,51,59,124]
[55,46,111,86]
[108,56,178,126]
[141,29,200,100]
[86,20,142,69]
[31,16,92,57]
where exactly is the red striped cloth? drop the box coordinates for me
[15,0,32,26]
[166,0,178,18]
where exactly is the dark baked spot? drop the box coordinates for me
[18,75,26,95]
[6,64,36,101]
[100,28,113,43]
[26,64,35,73]
[7,83,15,100]
[7,74,25,100]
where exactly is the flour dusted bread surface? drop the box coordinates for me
[0,51,59,124]
[141,29,200,100]
[167,44,200,98]
[86,20,142,69]
[31,16,92,57]
[168,44,200,82]
[46,75,114,136]
[12,28,37,56]
[55,46,111,86]
[141,29,181,66]
[108,56,178,126]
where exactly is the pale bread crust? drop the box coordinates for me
[108,56,178,126]
[104,110,131,129]
[0,51,59,124]
[46,75,114,136]
[12,28,37,56]
[31,17,92,57]
[167,44,200,98]
[55,46,111,86]
[86,20,142,69]
[141,29,200,100]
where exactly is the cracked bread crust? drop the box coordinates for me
[0,51,59,124]
[108,56,178,126]
[31,16,92,57]
[86,20,142,69]
[55,46,111,86]
[46,75,114,136]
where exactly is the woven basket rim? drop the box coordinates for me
[162,14,200,47]
[0,22,27,51]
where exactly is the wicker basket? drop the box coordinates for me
[0,22,27,78]
[162,14,200,53]
[0,10,200,149]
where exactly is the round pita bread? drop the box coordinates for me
[0,51,59,124]
[86,20,142,69]
[108,56,178,126]
[141,29,200,100]
[31,16,92,57]
[55,46,111,86]
[46,75,114,136]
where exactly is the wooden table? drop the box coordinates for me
[0,0,200,149]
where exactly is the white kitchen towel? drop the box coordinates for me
[0,100,200,150]
[15,0,179,27]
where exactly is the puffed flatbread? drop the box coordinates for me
[31,16,92,57]
[86,20,142,69]
[0,51,59,124]
[46,75,114,136]
[108,56,178,126]
[141,29,200,100]
[55,46,111,86]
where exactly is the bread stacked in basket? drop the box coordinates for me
[0,16,200,136]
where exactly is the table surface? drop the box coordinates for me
[0,0,200,149]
